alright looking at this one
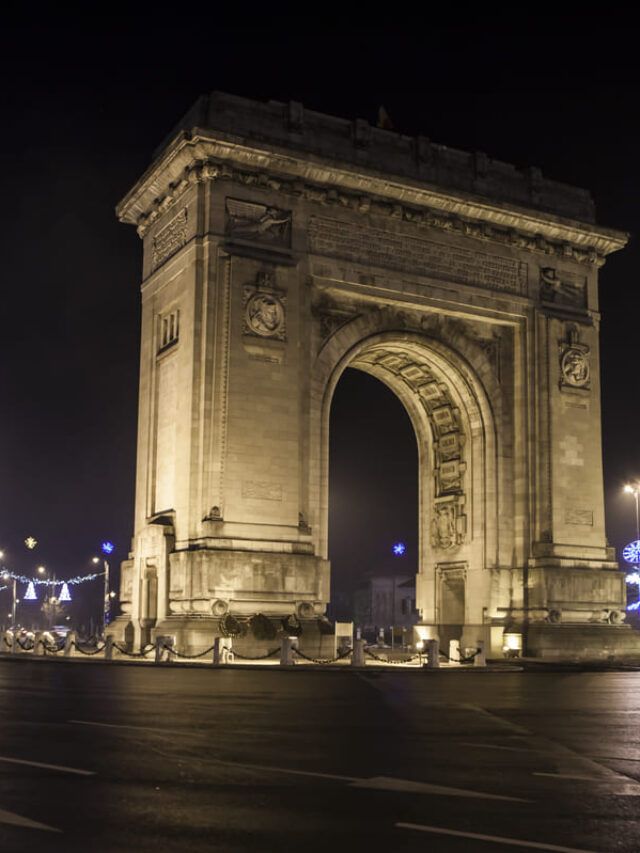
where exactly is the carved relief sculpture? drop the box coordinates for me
[431,500,462,550]
[559,324,590,390]
[243,271,286,341]
[540,267,586,308]
[226,198,291,247]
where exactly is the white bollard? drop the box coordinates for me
[10,631,17,655]
[449,639,460,666]
[351,638,366,667]
[280,636,294,665]
[426,638,440,669]
[213,637,233,664]
[474,640,486,667]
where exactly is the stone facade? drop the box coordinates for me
[114,92,632,658]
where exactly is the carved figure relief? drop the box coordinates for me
[243,271,287,341]
[559,324,590,390]
[431,500,463,550]
[540,267,586,308]
[226,198,291,247]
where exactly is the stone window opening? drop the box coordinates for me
[159,309,179,351]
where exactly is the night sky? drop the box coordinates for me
[2,14,640,623]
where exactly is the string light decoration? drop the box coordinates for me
[24,581,37,601]
[2,571,104,587]
[59,582,72,602]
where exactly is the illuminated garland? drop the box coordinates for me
[2,571,105,587]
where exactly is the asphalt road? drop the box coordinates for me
[2,660,640,852]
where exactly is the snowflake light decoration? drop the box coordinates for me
[392,542,406,556]
[623,540,640,565]
[101,541,115,555]
[24,537,37,550]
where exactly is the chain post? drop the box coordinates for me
[64,631,75,657]
[280,636,294,665]
[449,639,461,666]
[351,638,366,667]
[104,636,114,661]
[33,631,43,656]
[426,638,440,669]
[155,637,164,664]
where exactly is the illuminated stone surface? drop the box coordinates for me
[114,92,630,657]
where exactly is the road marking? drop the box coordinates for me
[396,822,599,852]
[460,742,539,753]
[350,776,530,802]
[0,806,61,832]
[69,720,529,800]
[0,755,95,776]
[533,772,602,782]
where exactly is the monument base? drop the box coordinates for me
[108,614,336,660]
[525,624,640,660]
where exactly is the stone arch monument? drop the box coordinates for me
[114,92,633,658]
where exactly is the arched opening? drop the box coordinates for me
[312,318,502,652]
[327,368,419,644]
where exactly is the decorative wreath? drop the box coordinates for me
[219,613,247,638]
[249,613,277,641]
[281,614,303,637]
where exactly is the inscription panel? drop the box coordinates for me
[242,480,283,501]
[309,216,527,294]
[152,208,187,271]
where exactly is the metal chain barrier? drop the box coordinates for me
[292,647,353,664]
[72,641,106,656]
[364,647,421,665]
[113,643,155,658]
[231,647,280,660]
[162,643,216,660]
[43,640,66,654]
[439,647,480,664]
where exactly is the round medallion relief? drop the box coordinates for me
[561,348,589,387]
[245,292,285,337]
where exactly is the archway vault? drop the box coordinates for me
[313,313,503,638]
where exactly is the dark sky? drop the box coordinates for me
[1,13,640,621]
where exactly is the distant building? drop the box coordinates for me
[354,575,419,639]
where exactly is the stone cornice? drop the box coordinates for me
[117,130,628,265]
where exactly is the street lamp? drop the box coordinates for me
[624,483,640,542]
[93,542,114,638]
[1,570,17,628]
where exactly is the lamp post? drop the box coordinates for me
[1,553,17,628]
[37,565,58,628]
[624,483,640,543]
[623,484,640,609]
[93,542,114,638]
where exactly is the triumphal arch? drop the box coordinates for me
[114,92,633,658]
